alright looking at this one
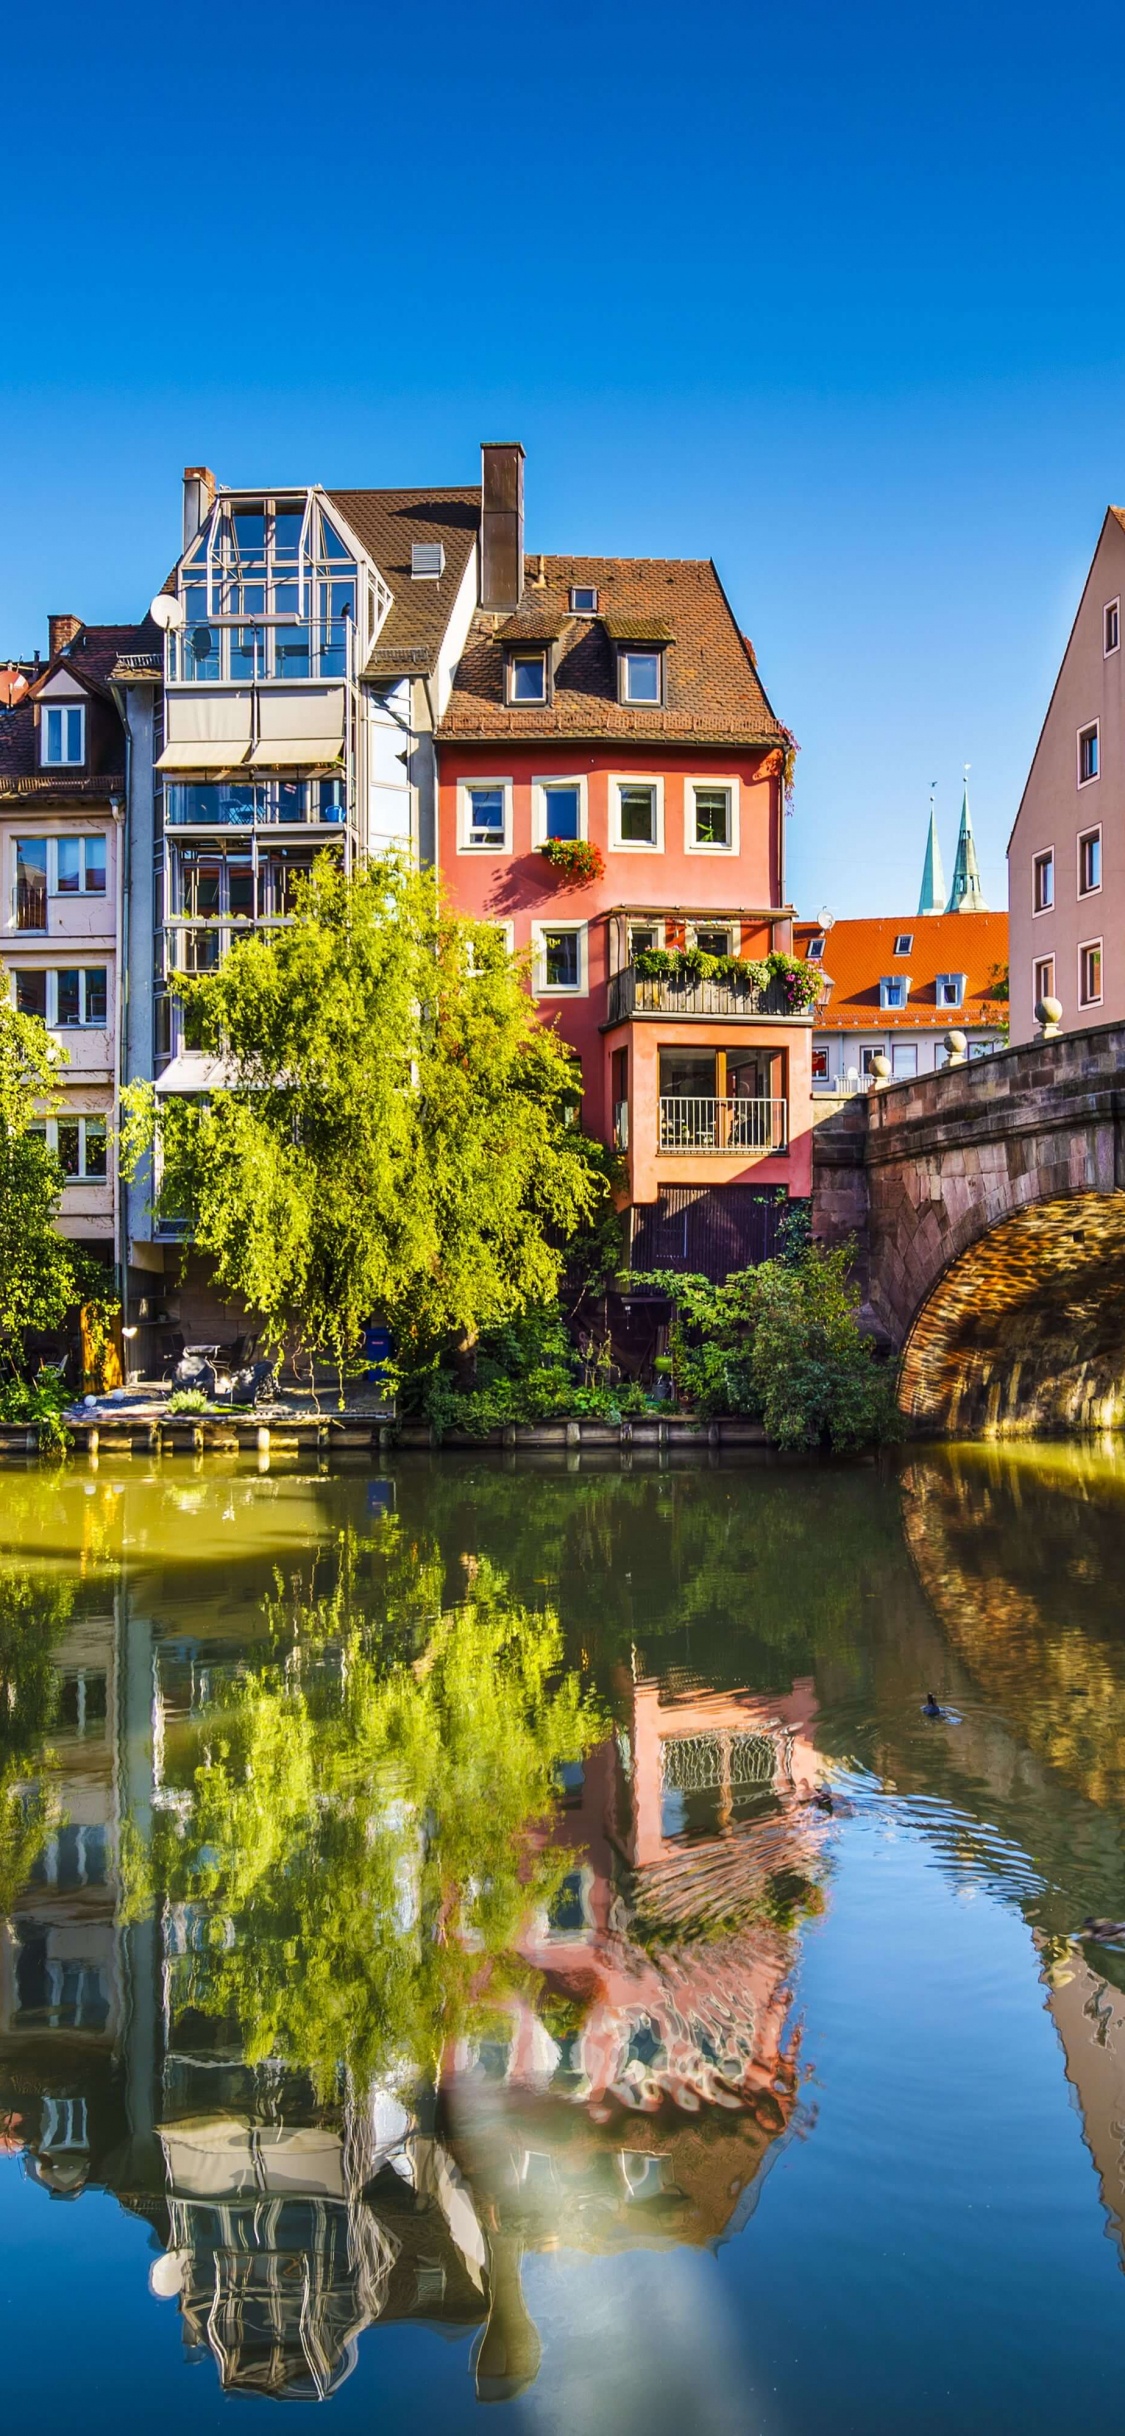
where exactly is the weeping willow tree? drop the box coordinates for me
[128,1545,604,2094]
[122,854,610,1386]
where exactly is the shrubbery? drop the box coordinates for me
[401,1305,654,1439]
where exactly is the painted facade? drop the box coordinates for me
[1009,506,1125,1043]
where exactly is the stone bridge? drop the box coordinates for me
[811,1020,1125,1434]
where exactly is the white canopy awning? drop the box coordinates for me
[156,740,249,771]
[248,740,344,769]
[154,1054,235,1094]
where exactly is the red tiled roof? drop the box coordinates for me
[440,557,783,746]
[796,911,1009,1030]
[0,620,157,797]
[327,486,479,678]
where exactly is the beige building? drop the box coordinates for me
[1009,507,1125,1043]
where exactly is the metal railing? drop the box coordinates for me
[608,965,803,1023]
[658,1096,788,1152]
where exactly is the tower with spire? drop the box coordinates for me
[946,771,987,912]
[918,787,945,915]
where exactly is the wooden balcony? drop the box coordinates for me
[607,965,801,1025]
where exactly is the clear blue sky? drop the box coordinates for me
[4,0,1124,919]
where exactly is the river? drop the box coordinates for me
[1,1445,1123,2432]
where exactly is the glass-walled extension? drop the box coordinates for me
[166,493,389,687]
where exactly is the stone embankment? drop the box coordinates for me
[0,1414,771,1459]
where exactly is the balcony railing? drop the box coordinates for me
[607,965,801,1023]
[659,1096,788,1153]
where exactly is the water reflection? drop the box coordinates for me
[1,1452,1125,2418]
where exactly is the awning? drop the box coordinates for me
[154,1055,235,1094]
[248,740,344,769]
[157,740,249,771]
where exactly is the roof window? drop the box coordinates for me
[570,585,598,613]
[806,934,826,961]
[893,932,913,955]
[879,974,910,1010]
[411,542,444,579]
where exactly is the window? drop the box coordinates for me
[1079,827,1102,895]
[693,926,731,957]
[892,1042,918,1079]
[532,922,586,995]
[620,650,661,704]
[613,779,661,848]
[936,973,965,1008]
[811,1046,829,1080]
[168,492,377,685]
[628,923,658,957]
[806,934,826,961]
[15,839,47,930]
[508,651,547,704]
[460,782,511,851]
[42,704,85,766]
[861,1045,886,1077]
[879,975,909,1009]
[893,932,914,955]
[1033,954,1056,1008]
[15,971,46,1018]
[54,968,107,1027]
[36,1116,107,1180]
[532,777,586,846]
[1033,850,1054,913]
[1106,599,1120,655]
[690,783,735,851]
[164,778,344,827]
[570,585,598,612]
[55,835,106,895]
[1079,939,1103,1007]
[1079,722,1100,785]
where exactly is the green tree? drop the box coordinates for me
[128,1553,604,2094]
[123,855,608,1386]
[0,1561,76,1913]
[0,988,83,1364]
[638,1242,901,1451]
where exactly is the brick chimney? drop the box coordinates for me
[480,443,525,613]
[48,614,83,659]
[183,465,216,552]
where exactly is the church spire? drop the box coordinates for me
[946,768,987,912]
[918,785,945,915]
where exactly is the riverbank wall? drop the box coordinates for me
[0,1414,771,1460]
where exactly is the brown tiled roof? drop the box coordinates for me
[327,487,479,679]
[0,620,157,797]
[440,557,783,745]
[795,912,1009,1031]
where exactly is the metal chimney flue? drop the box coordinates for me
[183,465,216,552]
[480,443,525,612]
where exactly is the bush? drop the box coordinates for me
[634,1243,901,1452]
[167,1388,211,1416]
[0,1367,73,1455]
[631,945,822,1011]
[400,1303,655,1439]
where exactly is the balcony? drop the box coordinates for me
[659,1097,788,1154]
[607,965,801,1024]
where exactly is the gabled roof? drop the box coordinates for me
[439,557,784,746]
[0,620,158,798]
[325,486,479,680]
[795,910,1009,1031]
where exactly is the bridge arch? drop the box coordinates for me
[897,1191,1125,1435]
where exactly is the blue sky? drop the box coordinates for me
[4,0,1125,918]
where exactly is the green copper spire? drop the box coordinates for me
[946,769,987,912]
[918,787,945,915]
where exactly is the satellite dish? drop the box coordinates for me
[149,592,186,631]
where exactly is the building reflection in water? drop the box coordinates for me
[0,1549,825,2405]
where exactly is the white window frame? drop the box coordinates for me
[25,968,109,1027]
[619,649,663,706]
[50,833,108,896]
[609,773,664,853]
[1078,936,1104,1009]
[457,777,513,854]
[41,702,86,768]
[506,650,548,706]
[531,774,588,848]
[628,919,661,958]
[879,975,910,1010]
[891,1041,919,1079]
[31,1114,109,1181]
[1032,847,1054,915]
[530,919,588,998]
[684,775,741,857]
[690,920,734,956]
[1105,599,1120,657]
[1077,823,1102,898]
[935,972,966,1009]
[1032,952,1056,1013]
[569,585,598,613]
[861,1043,887,1077]
[811,1044,830,1082]
[1078,720,1100,787]
[892,932,913,955]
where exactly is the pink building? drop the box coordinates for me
[1009,506,1125,1042]
[437,445,814,1274]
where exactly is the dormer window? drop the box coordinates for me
[570,585,598,613]
[507,650,547,704]
[936,972,965,1008]
[893,932,913,955]
[806,934,826,961]
[42,704,85,767]
[879,974,910,1009]
[620,650,661,703]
